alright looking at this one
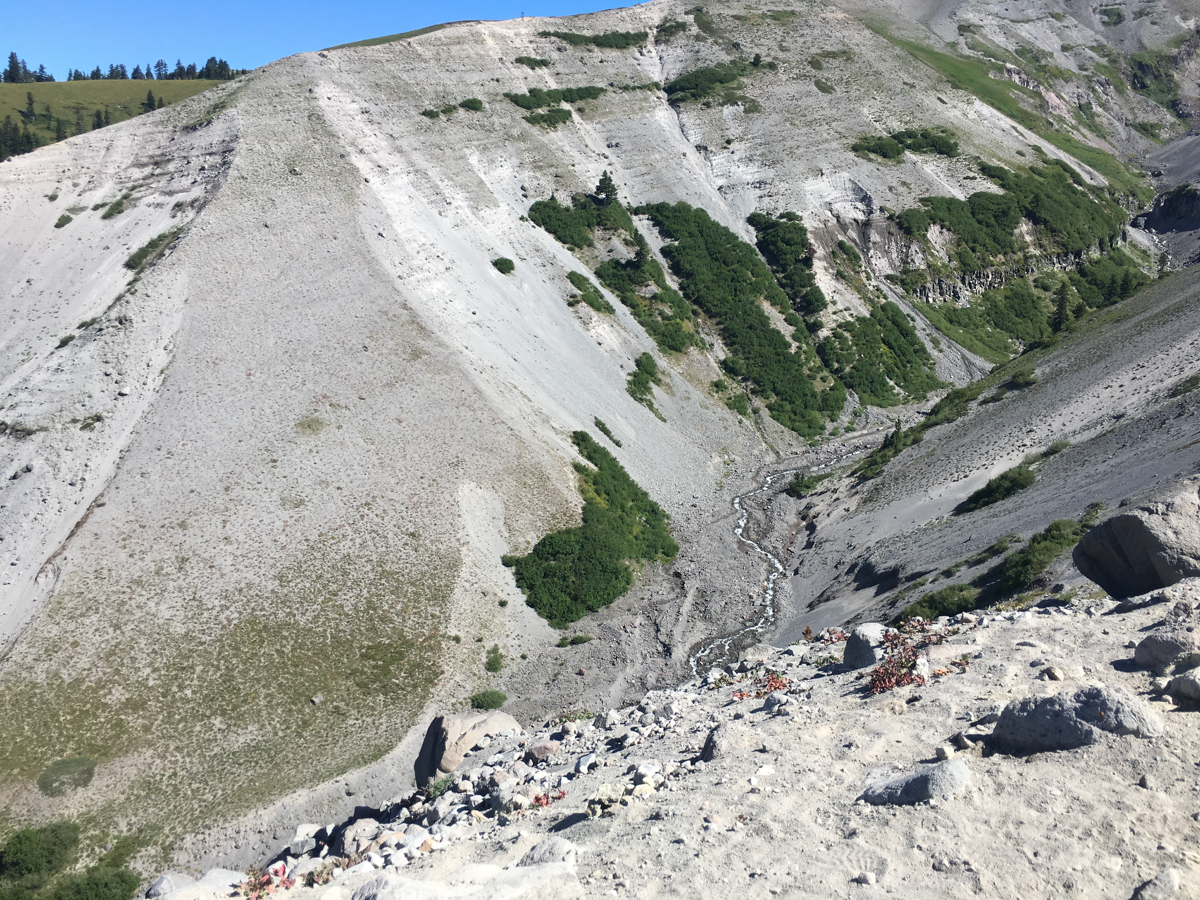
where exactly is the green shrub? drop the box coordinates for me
[1169,373,1200,398]
[45,868,138,900]
[124,229,178,271]
[459,98,483,111]
[835,239,862,268]
[566,271,614,313]
[725,393,750,416]
[420,109,440,119]
[470,689,507,709]
[502,431,677,626]
[100,199,125,219]
[524,109,573,128]
[492,257,515,274]
[1008,368,1038,389]
[56,334,75,349]
[1098,6,1125,27]
[817,302,944,406]
[960,464,1035,513]
[814,78,834,94]
[657,20,688,40]
[593,417,621,447]
[895,583,979,623]
[504,86,604,110]
[852,135,904,159]
[664,61,752,104]
[748,211,826,316]
[626,352,660,405]
[426,775,454,799]
[0,824,79,878]
[515,56,551,69]
[484,644,504,673]
[537,30,647,49]
[54,215,72,229]
[637,201,845,437]
[784,471,832,497]
[854,421,924,479]
[556,634,593,647]
[1044,439,1071,456]
[990,519,1082,597]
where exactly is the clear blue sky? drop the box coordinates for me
[5,0,626,79]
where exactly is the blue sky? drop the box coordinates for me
[5,0,625,79]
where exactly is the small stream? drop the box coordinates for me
[686,444,871,676]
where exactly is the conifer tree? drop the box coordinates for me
[157,96,165,109]
[4,52,20,84]
[143,89,156,112]
[596,169,617,206]
[1051,281,1071,332]
[132,65,144,79]
[24,92,34,123]
[55,117,66,141]
[93,109,103,130]
[103,107,111,127]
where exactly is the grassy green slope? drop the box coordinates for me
[0,81,220,145]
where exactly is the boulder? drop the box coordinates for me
[146,873,194,898]
[1073,478,1200,597]
[1130,869,1181,900]
[1165,671,1200,703]
[990,685,1163,754]
[517,836,577,867]
[524,740,560,764]
[861,759,971,806]
[700,722,745,762]
[336,818,379,857]
[1134,631,1200,671]
[842,624,888,669]
[414,711,522,785]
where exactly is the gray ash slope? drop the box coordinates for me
[0,0,1198,865]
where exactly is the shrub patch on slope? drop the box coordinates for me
[503,431,677,627]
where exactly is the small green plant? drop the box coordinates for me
[77,318,98,329]
[124,229,179,271]
[420,108,440,119]
[593,417,621,447]
[1008,369,1038,389]
[492,257,515,274]
[566,271,614,313]
[79,413,103,432]
[814,78,834,94]
[537,29,647,49]
[54,214,73,228]
[426,775,454,799]
[470,689,507,710]
[556,634,593,647]
[56,334,76,349]
[498,599,507,607]
[959,464,1036,513]
[1044,439,1071,456]
[626,352,660,406]
[1169,372,1200,398]
[515,56,551,68]
[485,643,504,673]
[784,471,833,498]
[459,98,483,111]
[524,108,573,128]
[100,194,131,219]
[449,634,461,643]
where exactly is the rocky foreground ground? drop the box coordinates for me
[147,573,1200,899]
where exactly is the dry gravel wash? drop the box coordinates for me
[0,0,1193,846]
[165,581,1200,898]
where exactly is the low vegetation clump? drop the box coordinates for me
[565,271,614,313]
[492,257,515,274]
[664,60,753,104]
[626,352,661,408]
[853,126,959,159]
[515,56,550,69]
[555,634,593,647]
[469,690,506,710]
[592,417,621,446]
[523,108,572,128]
[53,214,72,228]
[897,503,1104,621]
[538,29,647,49]
[636,201,844,438]
[528,187,634,249]
[656,20,688,41]
[958,463,1036,513]
[459,98,483,111]
[503,431,677,627]
[503,86,604,110]
[56,334,75,349]
[784,470,832,498]
[124,228,179,271]
[1169,372,1200,398]
[484,644,504,673]
[0,822,139,900]
[817,302,944,406]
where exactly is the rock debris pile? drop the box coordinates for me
[156,579,1200,899]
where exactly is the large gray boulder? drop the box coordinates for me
[842,623,889,669]
[1073,478,1200,598]
[414,711,522,786]
[861,759,971,805]
[1134,631,1200,671]
[990,685,1163,754]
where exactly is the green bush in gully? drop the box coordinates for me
[0,823,138,900]
[565,271,614,313]
[817,303,944,406]
[503,431,677,627]
[470,690,506,710]
[626,352,661,406]
[747,211,827,316]
[636,202,844,438]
